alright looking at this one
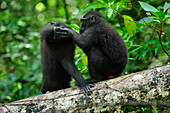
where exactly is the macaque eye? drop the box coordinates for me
[90,16,96,22]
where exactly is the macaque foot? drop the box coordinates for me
[89,84,95,87]
[107,75,115,79]
[80,84,92,95]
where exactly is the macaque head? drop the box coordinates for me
[41,21,71,43]
[79,11,104,34]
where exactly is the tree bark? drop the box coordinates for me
[0,64,170,113]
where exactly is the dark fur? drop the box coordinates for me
[41,22,91,94]
[56,11,128,83]
[84,10,105,18]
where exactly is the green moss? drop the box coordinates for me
[126,89,131,92]
[141,89,147,93]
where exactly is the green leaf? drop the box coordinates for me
[35,2,46,12]
[128,58,135,60]
[149,16,159,19]
[128,46,142,54]
[138,50,147,59]
[17,82,22,90]
[47,0,56,7]
[5,96,12,101]
[11,53,20,60]
[155,11,166,21]
[124,15,137,36]
[163,2,170,12]
[154,47,159,55]
[81,53,88,66]
[108,8,113,18]
[138,1,158,12]
[98,0,107,5]
[139,17,154,23]
[165,13,170,20]
[124,40,131,48]
[78,3,106,16]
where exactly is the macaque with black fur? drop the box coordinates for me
[56,11,128,84]
[41,21,91,94]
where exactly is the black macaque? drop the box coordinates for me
[56,11,128,84]
[41,21,91,94]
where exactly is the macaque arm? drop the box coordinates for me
[61,59,91,94]
[55,27,92,48]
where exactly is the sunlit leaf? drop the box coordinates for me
[78,3,106,15]
[17,82,22,90]
[17,20,26,27]
[47,0,56,7]
[163,2,170,12]
[18,59,25,65]
[138,1,158,12]
[5,96,12,101]
[108,8,113,18]
[128,58,135,60]
[98,0,107,5]
[81,53,88,66]
[35,2,46,12]
[124,15,137,36]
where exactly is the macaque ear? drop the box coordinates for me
[80,18,87,22]
[90,15,96,23]
[50,22,55,24]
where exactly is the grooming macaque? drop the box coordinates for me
[56,11,128,83]
[41,21,91,94]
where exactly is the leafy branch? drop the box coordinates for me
[117,1,169,57]
[129,0,170,57]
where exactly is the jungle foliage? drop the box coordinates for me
[0,0,169,107]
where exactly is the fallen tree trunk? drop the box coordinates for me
[0,64,170,112]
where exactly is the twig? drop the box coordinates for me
[130,0,145,23]
[157,31,170,57]
[151,103,158,113]
[162,26,170,31]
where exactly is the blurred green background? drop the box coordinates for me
[0,0,169,104]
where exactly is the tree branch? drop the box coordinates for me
[0,64,169,112]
